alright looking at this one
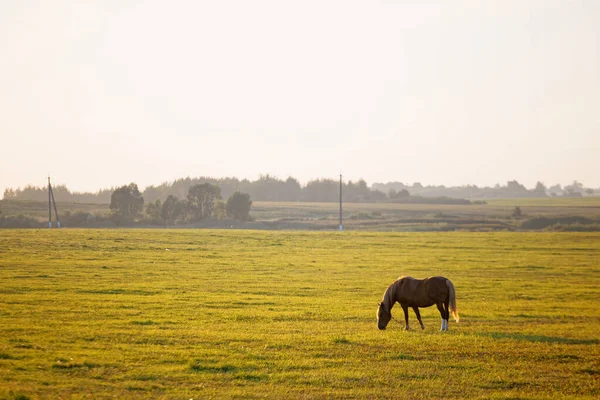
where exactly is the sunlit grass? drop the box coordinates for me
[0,230,599,399]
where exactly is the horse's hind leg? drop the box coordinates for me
[412,307,425,330]
[444,297,450,330]
[436,303,448,331]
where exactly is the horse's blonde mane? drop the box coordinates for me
[383,279,400,308]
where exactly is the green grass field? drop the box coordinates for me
[1,230,599,399]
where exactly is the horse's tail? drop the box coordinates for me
[446,279,459,323]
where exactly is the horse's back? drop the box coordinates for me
[424,276,450,303]
[426,276,448,286]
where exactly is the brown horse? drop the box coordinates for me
[377,276,459,331]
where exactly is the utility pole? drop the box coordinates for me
[48,176,61,228]
[48,176,52,228]
[339,174,343,231]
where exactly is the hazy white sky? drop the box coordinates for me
[1,0,598,195]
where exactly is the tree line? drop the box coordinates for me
[109,183,252,226]
[2,176,378,204]
[3,176,597,204]
[132,176,384,204]
[373,180,596,199]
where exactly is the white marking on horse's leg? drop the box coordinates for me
[404,323,410,331]
[441,319,448,331]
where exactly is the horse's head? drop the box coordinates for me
[377,302,391,330]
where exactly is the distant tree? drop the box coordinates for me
[303,179,338,202]
[283,177,302,201]
[547,184,562,196]
[51,185,71,202]
[343,179,371,202]
[109,183,144,225]
[345,180,356,200]
[226,192,252,221]
[388,189,397,199]
[372,182,406,193]
[145,199,162,223]
[161,195,185,226]
[214,200,227,219]
[161,195,175,225]
[143,185,163,204]
[564,180,584,197]
[397,189,410,198]
[187,183,221,220]
[244,174,287,201]
[356,179,370,199]
[585,189,594,196]
[507,180,527,194]
[533,182,547,196]
[3,188,15,199]
[173,198,189,223]
[369,190,388,202]
[412,182,423,189]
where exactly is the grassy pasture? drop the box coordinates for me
[0,230,599,399]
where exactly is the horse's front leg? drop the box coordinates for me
[412,307,425,330]
[401,304,410,330]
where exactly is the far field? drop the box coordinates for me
[0,230,598,399]
[2,196,600,231]
[251,197,600,230]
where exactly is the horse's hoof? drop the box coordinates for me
[420,325,425,330]
[404,327,410,331]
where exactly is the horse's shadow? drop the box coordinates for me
[480,332,598,345]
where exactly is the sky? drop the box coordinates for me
[1,0,599,196]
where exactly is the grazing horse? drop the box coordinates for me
[377,276,459,331]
